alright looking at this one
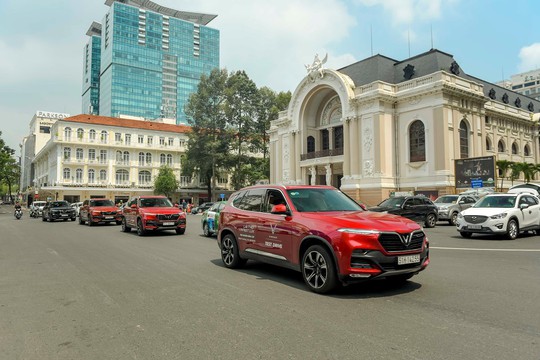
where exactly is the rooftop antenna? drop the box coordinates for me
[370,24,373,56]
[408,29,411,57]
[430,25,434,49]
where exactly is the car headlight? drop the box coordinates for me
[490,212,508,219]
[338,229,380,235]
[144,213,157,220]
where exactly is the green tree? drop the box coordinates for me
[154,165,179,200]
[496,160,513,191]
[509,162,524,186]
[0,131,19,203]
[518,162,537,183]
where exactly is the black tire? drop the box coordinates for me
[460,231,473,238]
[48,214,53,222]
[176,228,185,235]
[63,218,68,221]
[88,215,94,226]
[42,215,46,222]
[115,220,122,225]
[301,245,338,294]
[136,218,146,236]
[449,212,458,226]
[71,217,76,221]
[220,234,246,268]
[424,213,437,228]
[203,222,211,237]
[121,217,131,232]
[79,216,85,225]
[506,219,519,240]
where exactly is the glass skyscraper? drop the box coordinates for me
[82,0,219,124]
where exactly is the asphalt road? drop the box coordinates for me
[0,206,539,360]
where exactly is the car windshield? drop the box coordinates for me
[34,202,46,207]
[140,197,173,208]
[50,201,69,207]
[378,197,405,208]
[90,199,114,207]
[287,188,363,212]
[473,196,516,208]
[434,196,458,204]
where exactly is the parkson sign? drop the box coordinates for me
[35,111,70,119]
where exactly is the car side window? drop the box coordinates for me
[264,189,287,213]
[237,189,265,212]
[232,191,246,208]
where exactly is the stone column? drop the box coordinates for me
[289,131,296,182]
[329,127,334,151]
[350,117,359,176]
[343,119,351,176]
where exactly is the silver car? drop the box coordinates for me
[434,194,478,225]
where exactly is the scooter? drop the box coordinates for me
[14,208,22,220]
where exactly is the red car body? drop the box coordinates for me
[217,185,429,293]
[121,196,186,236]
[79,198,121,226]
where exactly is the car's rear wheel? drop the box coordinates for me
[424,213,437,228]
[176,228,185,235]
[79,216,84,225]
[221,234,246,268]
[449,212,458,226]
[506,219,519,240]
[136,219,146,236]
[302,245,338,294]
[460,232,473,238]
[115,220,122,225]
[121,217,131,232]
[203,222,211,237]
[42,215,46,222]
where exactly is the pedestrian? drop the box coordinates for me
[182,199,187,212]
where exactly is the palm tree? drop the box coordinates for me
[496,160,513,191]
[509,162,525,186]
[519,162,537,183]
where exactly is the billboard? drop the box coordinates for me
[454,156,496,189]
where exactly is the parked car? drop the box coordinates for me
[217,185,429,294]
[79,198,121,226]
[456,193,540,240]
[120,196,186,236]
[70,201,83,217]
[507,183,540,197]
[368,195,439,228]
[433,194,478,225]
[201,201,227,237]
[30,201,47,218]
[42,200,77,222]
[191,202,214,214]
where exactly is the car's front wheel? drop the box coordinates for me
[136,218,146,236]
[121,217,131,232]
[176,228,185,235]
[301,245,338,294]
[424,213,437,228]
[449,212,458,226]
[220,234,246,268]
[460,231,473,238]
[506,219,519,240]
[203,222,211,237]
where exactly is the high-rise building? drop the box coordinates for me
[82,0,219,124]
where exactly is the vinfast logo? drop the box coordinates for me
[270,224,278,234]
[400,233,411,246]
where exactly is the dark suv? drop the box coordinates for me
[217,185,429,294]
[42,200,77,222]
[369,196,439,228]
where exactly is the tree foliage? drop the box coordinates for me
[184,69,291,196]
[0,132,19,202]
[153,165,179,199]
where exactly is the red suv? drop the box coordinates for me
[79,198,121,226]
[121,196,186,236]
[217,185,429,293]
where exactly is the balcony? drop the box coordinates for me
[300,148,343,161]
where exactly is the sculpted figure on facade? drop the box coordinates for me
[305,53,327,82]
[325,164,332,186]
[309,166,316,185]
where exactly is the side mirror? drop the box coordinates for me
[130,204,137,209]
[458,200,466,204]
[403,204,412,210]
[519,203,529,210]
[271,204,290,215]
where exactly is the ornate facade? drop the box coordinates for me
[269,49,540,206]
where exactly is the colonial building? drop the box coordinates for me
[32,114,230,204]
[269,49,540,206]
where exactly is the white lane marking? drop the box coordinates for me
[431,246,540,252]
[47,248,59,256]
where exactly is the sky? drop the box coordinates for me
[1,0,540,152]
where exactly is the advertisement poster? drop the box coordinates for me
[454,156,496,189]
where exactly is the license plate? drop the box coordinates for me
[397,254,420,265]
[105,216,114,219]
[468,224,481,229]
[61,214,68,217]
[163,222,175,226]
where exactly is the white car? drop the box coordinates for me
[456,193,540,240]
[30,201,47,217]
[70,201,83,216]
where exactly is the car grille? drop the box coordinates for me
[463,215,488,224]
[157,214,180,220]
[378,231,424,252]
[101,211,116,215]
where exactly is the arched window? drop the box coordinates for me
[139,170,152,184]
[307,136,315,153]
[88,169,95,183]
[99,169,107,181]
[486,137,492,151]
[139,152,145,166]
[76,148,83,161]
[145,152,152,165]
[511,142,518,155]
[89,129,96,141]
[524,144,531,157]
[100,130,108,143]
[77,128,84,140]
[116,150,123,162]
[64,127,72,140]
[160,153,166,165]
[409,120,426,162]
[498,140,505,153]
[75,168,83,182]
[123,151,130,163]
[63,168,71,180]
[115,169,129,184]
[459,120,469,159]
[166,154,173,166]
[63,147,71,160]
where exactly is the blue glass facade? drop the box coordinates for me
[81,36,101,115]
[85,2,219,124]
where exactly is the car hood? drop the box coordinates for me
[300,211,421,232]
[368,206,399,213]
[49,206,73,211]
[140,207,184,215]
[90,206,119,212]
[461,207,514,216]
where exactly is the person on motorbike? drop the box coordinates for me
[14,202,22,218]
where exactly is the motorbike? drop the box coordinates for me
[14,208,22,220]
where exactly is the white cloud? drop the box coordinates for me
[518,43,540,72]
[354,0,449,25]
